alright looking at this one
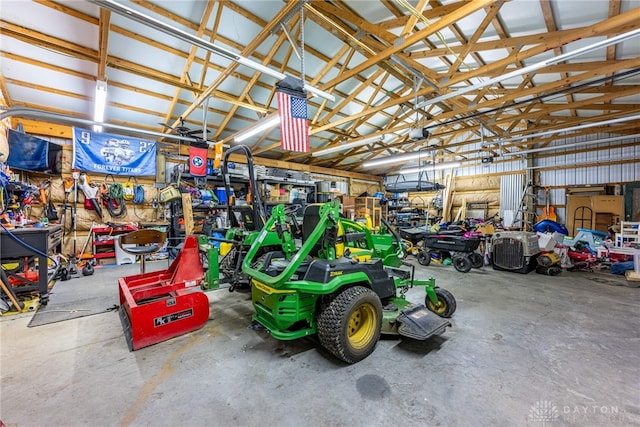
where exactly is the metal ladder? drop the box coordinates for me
[514,181,537,231]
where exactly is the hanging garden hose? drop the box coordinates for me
[107,181,127,218]
[133,181,145,204]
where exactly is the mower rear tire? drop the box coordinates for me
[470,252,484,269]
[426,288,457,318]
[452,255,472,273]
[317,286,382,364]
[417,250,431,266]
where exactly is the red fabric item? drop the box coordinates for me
[277,91,309,153]
[189,145,207,176]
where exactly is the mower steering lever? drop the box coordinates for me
[401,260,416,284]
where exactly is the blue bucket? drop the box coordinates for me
[215,188,227,204]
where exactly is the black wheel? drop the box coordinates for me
[452,255,472,273]
[470,252,484,269]
[417,250,431,266]
[425,288,457,318]
[60,267,70,281]
[317,286,382,364]
[82,263,94,276]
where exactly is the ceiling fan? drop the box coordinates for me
[159,117,210,140]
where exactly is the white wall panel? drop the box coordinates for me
[536,141,639,184]
[500,174,524,226]
[432,134,637,217]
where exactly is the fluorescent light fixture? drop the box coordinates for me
[312,134,386,157]
[234,116,279,142]
[415,28,640,110]
[93,80,107,132]
[362,150,430,168]
[396,161,462,175]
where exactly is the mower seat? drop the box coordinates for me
[230,205,263,231]
[302,204,324,257]
[259,251,313,277]
[118,229,167,274]
[303,205,369,259]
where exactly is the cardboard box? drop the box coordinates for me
[340,196,355,214]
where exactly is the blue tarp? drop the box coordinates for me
[7,129,48,170]
[611,261,635,275]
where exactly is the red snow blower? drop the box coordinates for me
[118,235,209,350]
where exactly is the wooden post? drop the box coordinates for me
[442,173,454,222]
[181,193,194,235]
[156,153,166,184]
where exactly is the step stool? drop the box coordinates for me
[563,228,608,252]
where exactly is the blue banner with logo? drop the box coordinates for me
[72,127,156,176]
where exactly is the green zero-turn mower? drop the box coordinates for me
[241,200,457,364]
[202,144,300,292]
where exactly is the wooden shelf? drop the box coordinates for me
[355,197,387,228]
[615,222,640,247]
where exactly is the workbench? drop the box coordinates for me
[0,225,63,304]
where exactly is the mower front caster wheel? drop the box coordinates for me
[317,286,382,364]
[417,250,431,266]
[426,288,457,318]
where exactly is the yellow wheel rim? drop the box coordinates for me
[428,296,447,315]
[347,303,377,350]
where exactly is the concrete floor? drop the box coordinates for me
[1,260,639,427]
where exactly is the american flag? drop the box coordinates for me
[277,91,309,153]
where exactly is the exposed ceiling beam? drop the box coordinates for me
[318,0,496,91]
[96,9,110,81]
[162,0,216,132]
